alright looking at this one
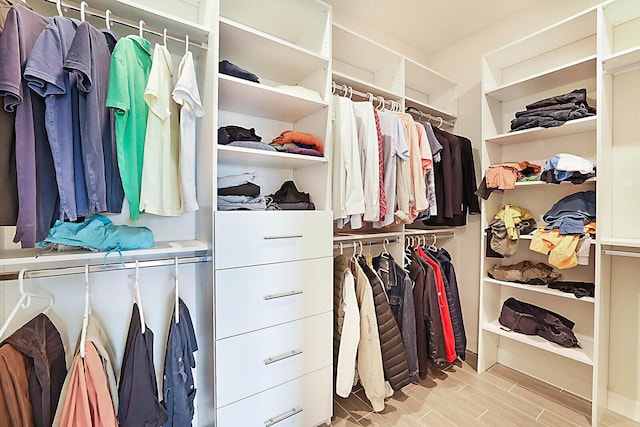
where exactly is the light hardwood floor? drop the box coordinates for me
[331,353,639,426]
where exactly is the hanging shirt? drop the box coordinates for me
[332,95,365,229]
[64,21,119,215]
[373,111,409,228]
[0,5,53,248]
[372,109,388,220]
[0,343,35,426]
[26,16,91,221]
[140,44,181,216]
[394,112,427,220]
[118,304,168,427]
[106,35,152,221]
[162,298,198,427]
[0,0,19,226]
[173,50,204,213]
[352,102,380,222]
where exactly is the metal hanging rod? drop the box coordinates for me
[405,106,455,128]
[404,229,455,239]
[601,249,640,258]
[41,0,208,50]
[333,236,400,250]
[332,81,402,111]
[0,254,212,281]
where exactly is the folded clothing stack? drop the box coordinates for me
[476,161,541,200]
[266,181,315,210]
[541,153,596,185]
[269,130,324,157]
[217,172,266,211]
[219,60,259,83]
[510,88,596,132]
[218,125,276,152]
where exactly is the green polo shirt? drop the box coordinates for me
[106,35,152,221]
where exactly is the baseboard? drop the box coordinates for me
[607,391,640,422]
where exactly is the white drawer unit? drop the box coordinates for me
[215,311,332,408]
[215,258,333,339]
[214,211,333,269]
[216,366,333,427]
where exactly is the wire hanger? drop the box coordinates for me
[0,269,54,339]
[174,257,180,325]
[80,264,91,358]
[105,9,111,29]
[132,260,146,334]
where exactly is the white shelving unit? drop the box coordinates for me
[214,1,333,425]
[481,1,640,424]
[479,3,602,422]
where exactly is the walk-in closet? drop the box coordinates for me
[0,0,639,426]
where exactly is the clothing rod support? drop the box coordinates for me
[601,249,640,258]
[41,0,207,50]
[0,255,212,281]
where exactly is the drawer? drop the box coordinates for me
[214,210,333,269]
[215,311,332,408]
[215,258,332,339]
[216,366,332,427]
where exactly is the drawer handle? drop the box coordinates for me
[264,407,303,427]
[263,349,303,365]
[263,235,303,240]
[264,290,303,300]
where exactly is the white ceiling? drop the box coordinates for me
[324,0,542,56]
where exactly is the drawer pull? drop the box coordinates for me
[263,235,303,240]
[265,407,303,427]
[264,290,303,300]
[263,349,303,365]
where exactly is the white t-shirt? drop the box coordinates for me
[173,51,205,212]
[140,44,182,216]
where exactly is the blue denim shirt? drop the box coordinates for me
[162,298,198,426]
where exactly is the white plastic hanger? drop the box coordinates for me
[338,242,343,256]
[163,28,167,47]
[0,269,54,339]
[185,34,189,54]
[105,9,111,30]
[55,0,63,16]
[80,1,87,21]
[174,257,180,324]
[428,234,438,252]
[80,264,91,358]
[437,117,444,129]
[133,260,146,334]
[138,20,145,38]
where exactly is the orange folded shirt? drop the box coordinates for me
[271,130,324,154]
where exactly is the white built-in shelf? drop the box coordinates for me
[218,74,328,122]
[603,46,640,75]
[484,278,594,303]
[485,56,597,102]
[486,116,597,146]
[405,58,456,96]
[483,320,594,366]
[217,145,327,169]
[332,72,401,102]
[219,18,329,88]
[600,238,640,249]
[519,233,596,244]
[514,177,596,187]
[0,240,209,267]
[83,0,209,45]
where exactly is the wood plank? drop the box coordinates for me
[537,409,582,427]
[600,409,640,426]
[359,413,393,426]
[510,385,592,427]
[449,360,519,393]
[332,400,364,427]
[457,382,545,423]
[378,389,432,423]
[418,410,455,427]
[335,391,374,421]
[478,410,519,426]
[407,381,491,425]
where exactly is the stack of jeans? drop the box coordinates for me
[510,88,596,132]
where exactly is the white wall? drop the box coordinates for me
[331,0,604,353]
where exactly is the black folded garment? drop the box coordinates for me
[267,181,315,210]
[525,88,590,110]
[219,59,260,83]
[218,125,262,145]
[499,297,580,348]
[217,182,261,197]
[548,281,594,298]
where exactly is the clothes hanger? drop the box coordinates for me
[347,86,353,100]
[80,1,87,21]
[56,0,63,16]
[0,269,54,339]
[132,260,146,334]
[163,28,168,47]
[338,242,343,255]
[185,34,189,54]
[366,92,373,104]
[105,9,111,30]
[340,84,348,97]
[437,117,444,129]
[381,239,390,258]
[80,264,91,358]
[331,81,336,95]
[138,20,145,38]
[174,257,180,325]
[428,234,438,252]
[376,96,384,110]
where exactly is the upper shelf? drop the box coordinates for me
[219,17,329,87]
[217,145,327,170]
[484,56,597,102]
[484,278,595,303]
[218,74,328,122]
[486,116,597,146]
[603,46,640,75]
[332,72,401,101]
